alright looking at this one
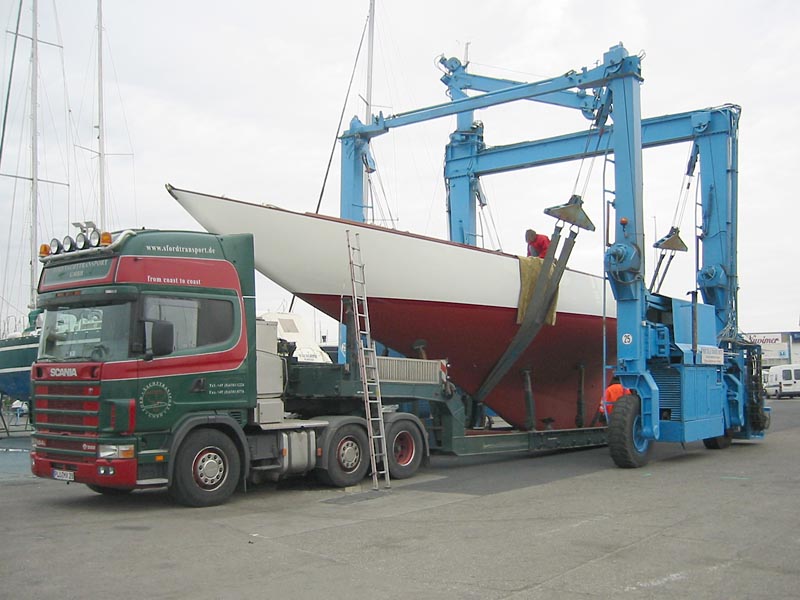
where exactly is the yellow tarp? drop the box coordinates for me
[516,256,558,326]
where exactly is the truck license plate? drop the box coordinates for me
[52,469,75,482]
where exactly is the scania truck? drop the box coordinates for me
[29,227,606,506]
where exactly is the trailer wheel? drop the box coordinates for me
[703,430,733,450]
[387,421,423,479]
[320,424,369,488]
[608,394,653,468]
[169,429,240,507]
[86,484,132,496]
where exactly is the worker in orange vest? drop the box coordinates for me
[602,376,629,421]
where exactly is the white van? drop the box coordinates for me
[765,364,800,398]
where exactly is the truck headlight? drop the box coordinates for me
[98,444,135,459]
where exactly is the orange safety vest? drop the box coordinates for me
[602,383,628,415]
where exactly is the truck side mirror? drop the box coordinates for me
[150,320,174,357]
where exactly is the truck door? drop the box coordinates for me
[136,293,248,428]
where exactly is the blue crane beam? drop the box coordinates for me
[443,107,738,178]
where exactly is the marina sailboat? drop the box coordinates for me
[0,0,113,402]
[0,0,45,402]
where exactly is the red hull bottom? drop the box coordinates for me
[303,294,617,430]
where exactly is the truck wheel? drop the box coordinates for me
[86,484,132,496]
[170,429,240,507]
[608,394,653,468]
[703,430,732,449]
[320,424,369,488]
[387,421,423,479]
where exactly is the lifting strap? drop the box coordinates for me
[474,224,579,405]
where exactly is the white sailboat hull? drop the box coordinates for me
[169,186,617,429]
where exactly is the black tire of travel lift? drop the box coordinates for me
[608,394,653,468]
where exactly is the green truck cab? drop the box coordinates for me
[30,228,435,505]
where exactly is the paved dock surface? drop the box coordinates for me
[1,400,798,599]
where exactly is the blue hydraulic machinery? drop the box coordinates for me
[339,44,769,466]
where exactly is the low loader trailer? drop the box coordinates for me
[30,228,605,506]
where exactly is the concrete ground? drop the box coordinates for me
[1,400,798,599]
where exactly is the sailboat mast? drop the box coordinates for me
[29,0,39,309]
[365,0,375,120]
[97,0,106,230]
[362,0,375,222]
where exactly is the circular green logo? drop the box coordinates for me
[139,381,173,418]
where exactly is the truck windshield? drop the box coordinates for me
[38,303,132,362]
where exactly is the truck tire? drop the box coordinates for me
[608,394,653,468]
[387,421,423,479]
[169,429,241,507]
[703,431,732,449]
[86,484,132,496]
[319,424,369,488]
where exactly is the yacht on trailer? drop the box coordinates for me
[168,186,616,430]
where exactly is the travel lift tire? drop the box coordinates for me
[169,428,241,507]
[608,394,653,468]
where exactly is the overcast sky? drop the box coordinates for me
[1,0,798,337]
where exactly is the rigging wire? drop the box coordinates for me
[52,0,73,226]
[0,0,22,170]
[103,17,138,229]
[370,163,395,226]
[2,77,29,321]
[289,14,369,313]
[0,0,23,326]
[474,179,502,251]
[313,15,369,214]
[365,144,397,227]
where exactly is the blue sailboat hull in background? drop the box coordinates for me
[0,333,38,401]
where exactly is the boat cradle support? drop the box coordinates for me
[428,388,606,456]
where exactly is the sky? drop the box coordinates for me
[1,0,798,338]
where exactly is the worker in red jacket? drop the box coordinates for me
[525,229,551,258]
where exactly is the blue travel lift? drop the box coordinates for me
[338,44,769,466]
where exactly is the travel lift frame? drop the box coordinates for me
[339,44,769,466]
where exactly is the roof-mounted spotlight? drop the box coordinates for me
[75,232,90,250]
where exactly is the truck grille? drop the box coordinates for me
[33,380,101,460]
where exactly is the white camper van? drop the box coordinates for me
[765,364,800,398]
